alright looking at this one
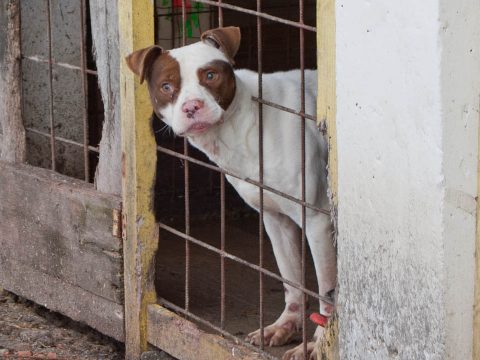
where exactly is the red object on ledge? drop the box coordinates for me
[309,312,329,328]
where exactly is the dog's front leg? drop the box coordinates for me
[283,213,336,360]
[246,211,303,347]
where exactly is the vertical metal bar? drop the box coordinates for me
[182,0,191,313]
[220,174,226,329]
[79,0,89,182]
[299,0,308,358]
[256,0,265,350]
[218,1,226,331]
[218,0,223,27]
[171,1,175,49]
[46,0,56,171]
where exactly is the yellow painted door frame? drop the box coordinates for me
[119,1,158,359]
[117,0,339,358]
[317,0,339,358]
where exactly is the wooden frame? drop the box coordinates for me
[118,0,158,359]
[118,1,339,359]
[317,0,339,358]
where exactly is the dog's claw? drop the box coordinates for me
[246,320,298,347]
[282,342,316,360]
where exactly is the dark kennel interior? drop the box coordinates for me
[153,1,320,357]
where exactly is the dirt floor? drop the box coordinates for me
[0,290,124,360]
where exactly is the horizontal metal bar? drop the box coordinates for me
[193,0,316,32]
[22,55,98,76]
[155,300,277,360]
[26,127,99,153]
[157,145,329,215]
[158,222,334,305]
[252,96,317,122]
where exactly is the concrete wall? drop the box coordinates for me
[336,1,480,359]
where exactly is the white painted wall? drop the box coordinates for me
[336,1,480,359]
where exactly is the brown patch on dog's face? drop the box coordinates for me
[147,52,181,113]
[197,60,236,110]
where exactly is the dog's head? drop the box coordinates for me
[125,27,241,136]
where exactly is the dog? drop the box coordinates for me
[126,27,336,360]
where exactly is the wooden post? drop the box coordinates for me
[118,1,157,359]
[0,0,26,163]
[317,0,339,359]
[90,0,123,196]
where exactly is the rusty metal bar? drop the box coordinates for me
[218,2,226,332]
[181,0,191,314]
[218,0,223,27]
[79,0,89,182]
[46,0,56,171]
[158,222,334,305]
[256,0,265,350]
[22,55,98,76]
[157,145,330,215]
[194,0,316,32]
[252,96,317,123]
[157,298,278,360]
[26,127,99,153]
[220,174,226,330]
[299,1,308,358]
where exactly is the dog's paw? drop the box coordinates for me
[282,325,326,360]
[282,341,316,360]
[246,319,299,347]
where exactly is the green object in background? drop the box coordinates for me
[162,0,204,38]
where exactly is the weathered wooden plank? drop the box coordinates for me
[0,257,124,342]
[90,0,122,196]
[118,1,158,358]
[316,0,339,359]
[0,0,26,163]
[147,305,267,360]
[0,161,123,303]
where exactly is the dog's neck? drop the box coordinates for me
[187,74,258,171]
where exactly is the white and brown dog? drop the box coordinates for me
[126,27,336,360]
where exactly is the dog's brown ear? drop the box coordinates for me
[125,45,163,84]
[201,27,241,64]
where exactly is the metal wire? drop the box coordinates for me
[252,96,317,123]
[22,1,99,183]
[157,145,330,215]
[22,55,98,75]
[181,0,191,314]
[158,222,334,305]
[154,2,331,357]
[194,0,316,32]
[46,0,56,171]
[26,127,99,153]
[256,0,265,349]
[299,1,308,357]
[79,0,89,182]
[157,299,278,360]
[218,2,226,332]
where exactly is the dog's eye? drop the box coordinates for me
[206,71,217,81]
[161,83,173,93]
